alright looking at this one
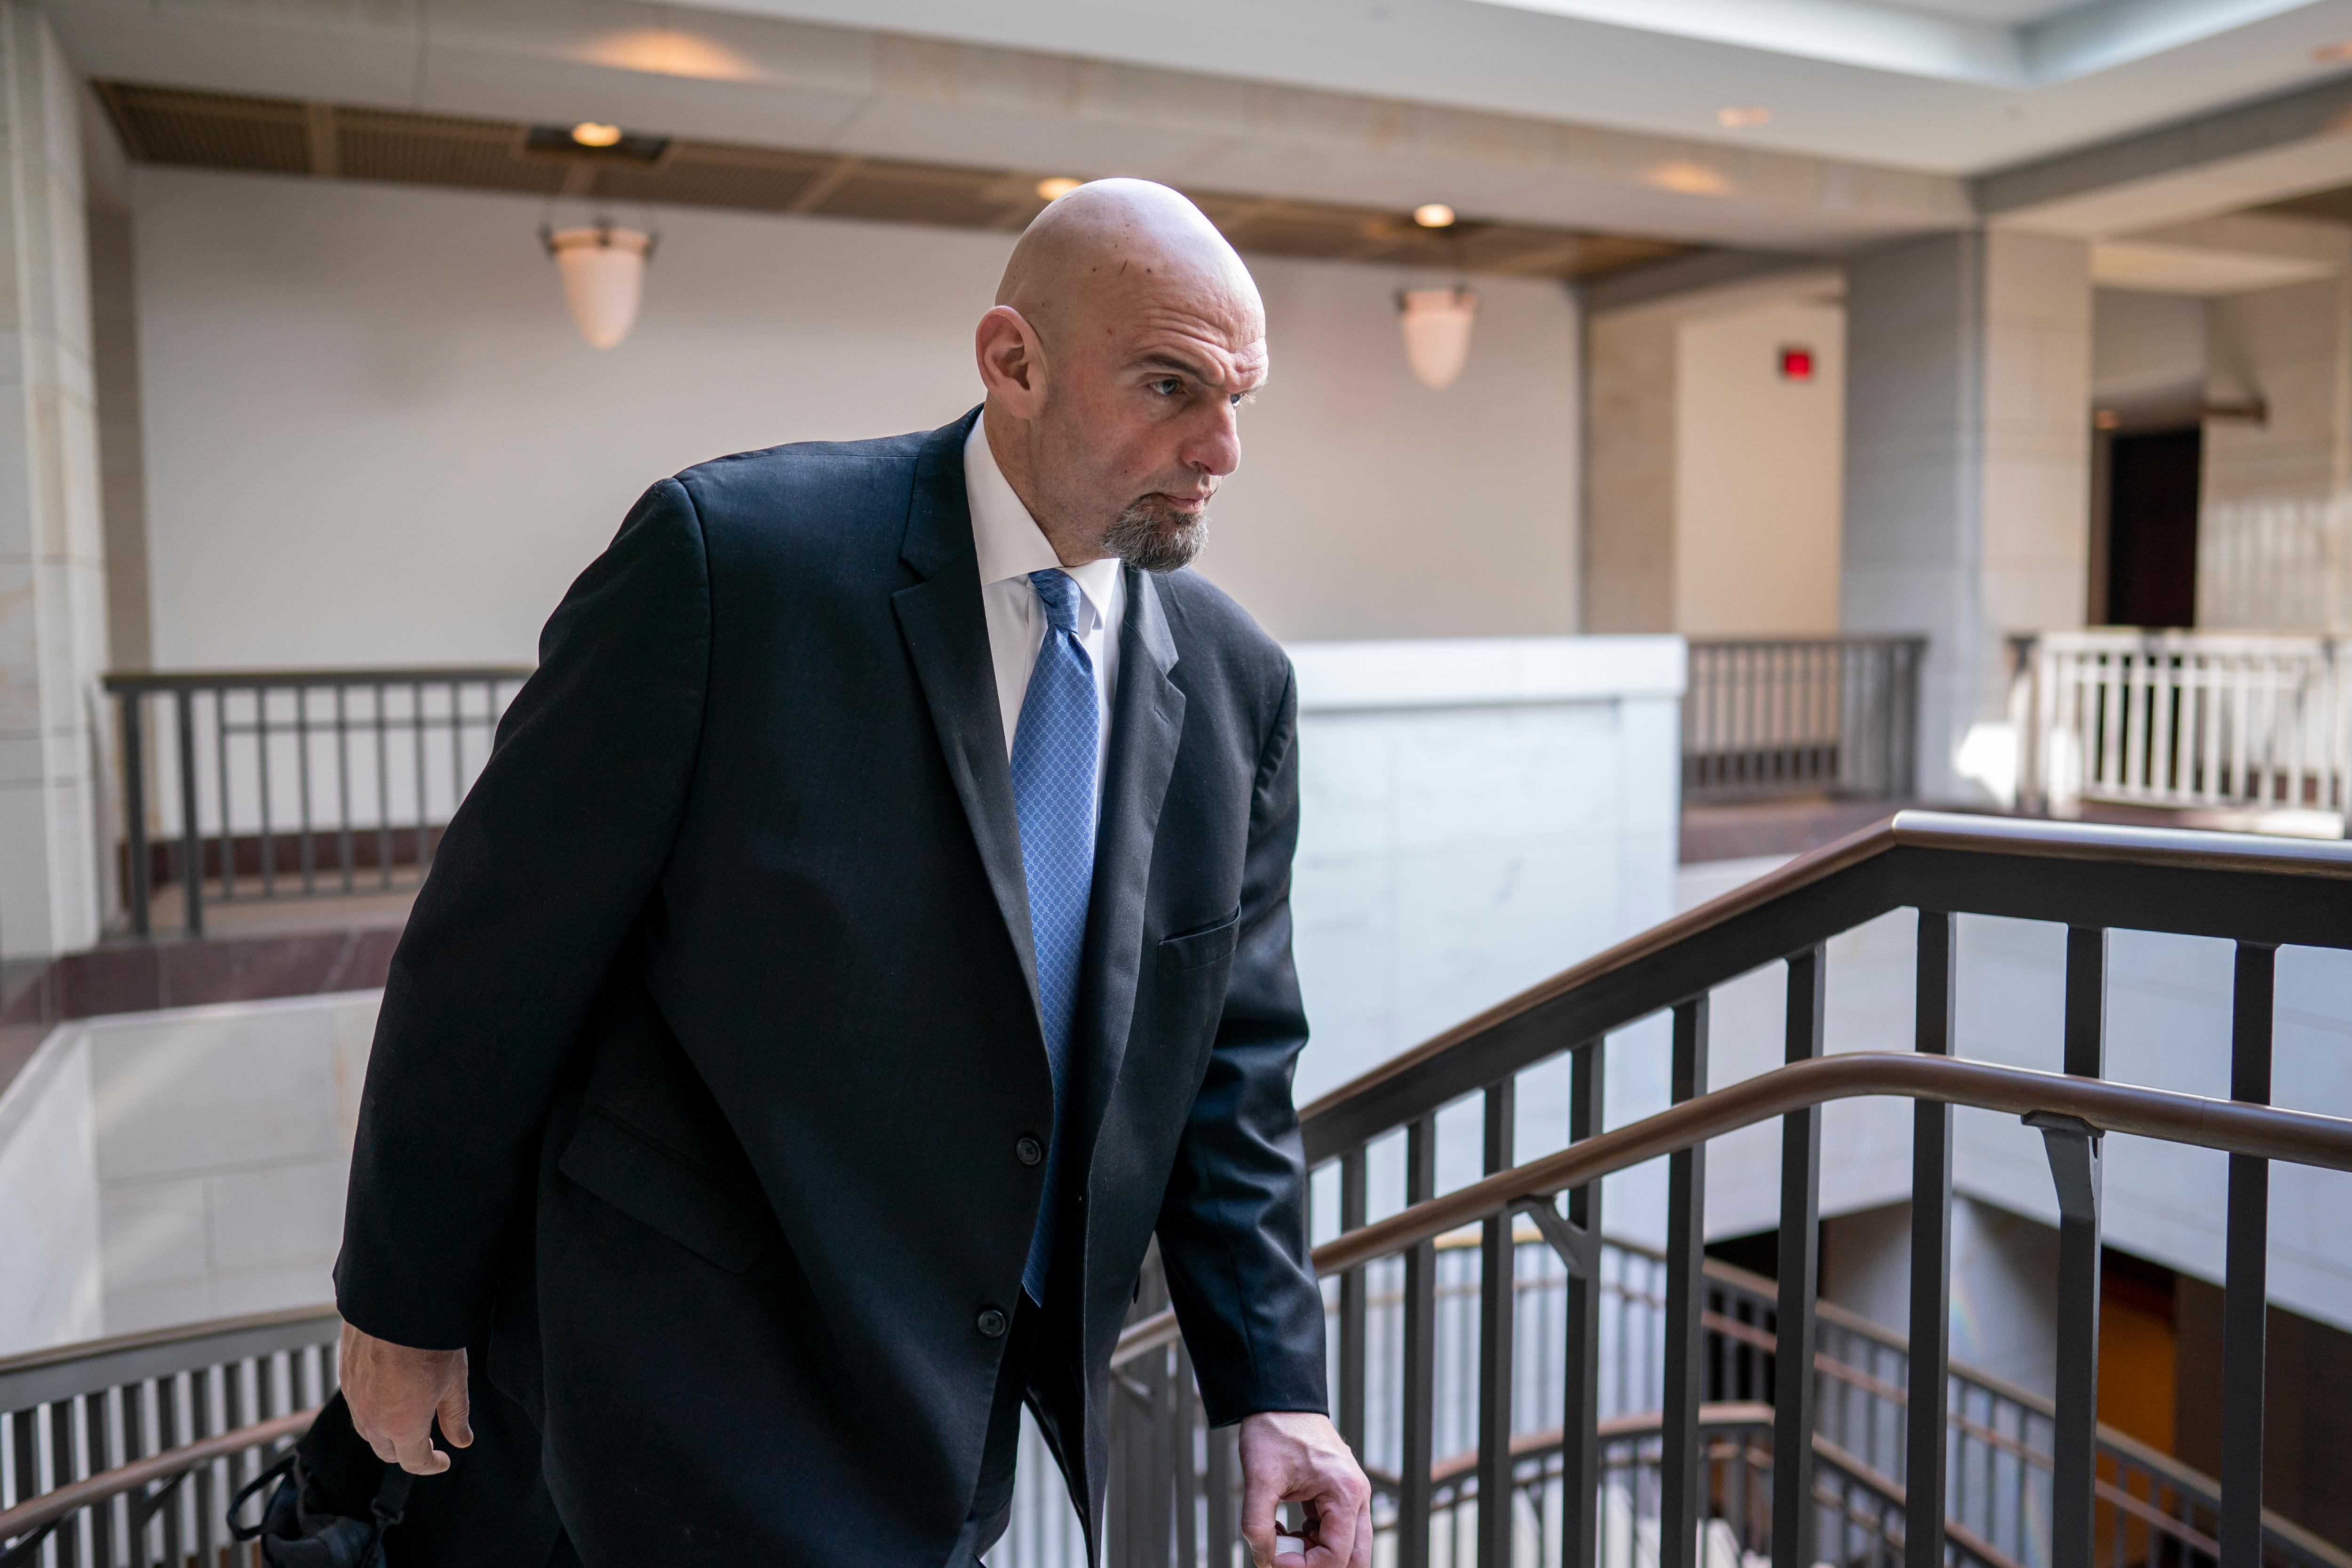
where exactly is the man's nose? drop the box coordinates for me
[1182,402,1242,479]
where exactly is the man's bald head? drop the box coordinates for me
[995,178,1259,347]
[973,178,1267,573]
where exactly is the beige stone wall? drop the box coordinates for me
[0,4,107,958]
[2199,274,2352,630]
[1582,309,1677,633]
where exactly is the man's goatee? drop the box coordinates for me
[1102,494,1208,573]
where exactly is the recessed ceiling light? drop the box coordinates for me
[1717,105,1772,128]
[1413,202,1456,228]
[1644,160,1734,197]
[571,121,623,148]
[1036,176,1083,201]
[2315,40,2352,61]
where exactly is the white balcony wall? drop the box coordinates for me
[1288,635,1685,1233]
[5,634,1686,1349]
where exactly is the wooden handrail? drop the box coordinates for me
[1298,810,2352,1160]
[0,1306,339,1412]
[1116,1050,2352,1367]
[1319,1051,2352,1274]
[0,1408,315,1545]
[103,666,532,692]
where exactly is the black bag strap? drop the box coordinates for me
[227,1449,301,1542]
[369,1466,413,1534]
[225,1444,414,1568]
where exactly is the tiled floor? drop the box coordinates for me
[137,880,419,940]
[1679,795,1926,863]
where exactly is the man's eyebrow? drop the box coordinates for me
[1134,350,1263,386]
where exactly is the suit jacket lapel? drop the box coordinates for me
[1073,566,1186,1144]
[890,411,1042,1021]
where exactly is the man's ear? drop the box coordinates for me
[975,305,1047,417]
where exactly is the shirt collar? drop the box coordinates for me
[963,416,1122,628]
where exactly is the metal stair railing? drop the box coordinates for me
[1073,811,2352,1568]
[0,1307,340,1568]
[1685,635,1926,804]
[104,666,532,939]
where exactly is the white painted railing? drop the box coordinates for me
[2009,629,2352,828]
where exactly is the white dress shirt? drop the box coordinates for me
[964,417,1125,820]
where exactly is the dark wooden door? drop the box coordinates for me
[2106,427,2202,628]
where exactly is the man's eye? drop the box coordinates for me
[1150,378,1184,397]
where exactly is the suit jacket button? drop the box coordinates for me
[977,1308,1009,1338]
[1016,1136,1043,1166]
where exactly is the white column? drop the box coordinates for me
[1843,229,2091,802]
[0,3,106,959]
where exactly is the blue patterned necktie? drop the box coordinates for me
[1009,568,1099,1300]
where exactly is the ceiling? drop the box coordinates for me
[1888,0,2101,20]
[93,80,1688,282]
[43,0,2352,257]
[682,0,2352,173]
[2264,180,2352,222]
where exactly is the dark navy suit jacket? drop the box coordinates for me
[335,410,1326,1564]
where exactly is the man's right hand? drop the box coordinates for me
[339,1322,473,1475]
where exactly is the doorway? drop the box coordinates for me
[2103,426,2202,628]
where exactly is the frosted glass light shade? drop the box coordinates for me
[547,225,653,349]
[1398,287,1478,390]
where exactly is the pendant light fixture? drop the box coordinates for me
[1398,287,1478,390]
[1398,203,1478,390]
[541,219,656,349]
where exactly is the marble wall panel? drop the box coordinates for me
[0,1020,99,1353]
[1289,639,1682,1110]
[87,997,344,1182]
[75,990,381,1334]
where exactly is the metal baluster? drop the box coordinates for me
[1476,1079,1516,1568]
[253,687,277,898]
[1175,1345,1199,1568]
[374,685,393,890]
[1907,912,1956,1568]
[1206,1421,1236,1568]
[1559,1040,1606,1568]
[2219,943,2275,1568]
[1660,997,1710,1568]
[121,690,151,939]
[2031,927,2108,1568]
[295,687,316,895]
[1399,1114,1438,1568]
[1338,1147,1368,1465]
[1149,1347,1173,1568]
[168,691,201,938]
[1774,948,1825,1568]
[335,686,355,893]
[215,688,233,903]
[448,679,465,818]
[413,681,430,875]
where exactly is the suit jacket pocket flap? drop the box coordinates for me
[558,1109,771,1274]
[1158,909,1243,975]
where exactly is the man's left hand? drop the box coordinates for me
[1237,1411,1372,1568]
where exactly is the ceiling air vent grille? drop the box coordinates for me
[97,83,307,175]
